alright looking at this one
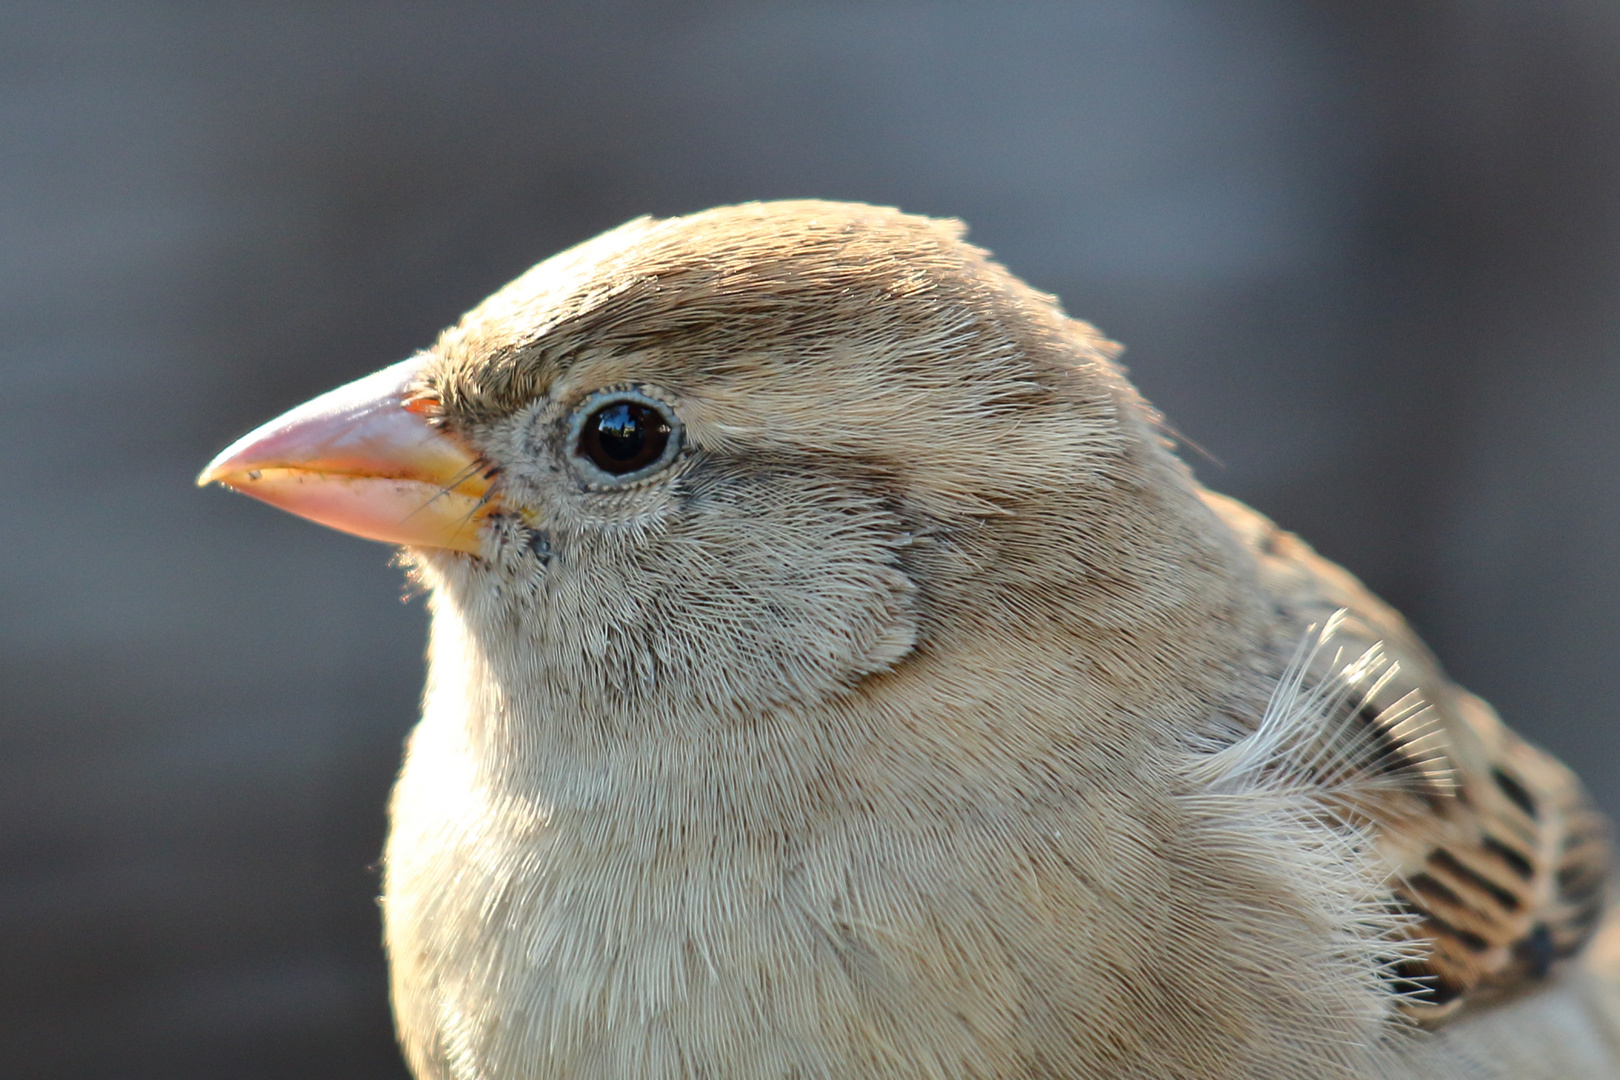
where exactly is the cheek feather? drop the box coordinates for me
[425,451,924,732]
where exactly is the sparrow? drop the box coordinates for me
[200,200,1618,1079]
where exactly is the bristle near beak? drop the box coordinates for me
[198,358,493,553]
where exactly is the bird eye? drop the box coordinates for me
[568,388,683,484]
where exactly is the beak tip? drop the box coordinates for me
[196,453,239,488]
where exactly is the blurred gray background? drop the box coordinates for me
[3,2,1618,1076]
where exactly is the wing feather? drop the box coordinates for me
[1205,491,1612,1023]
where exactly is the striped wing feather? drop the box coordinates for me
[1205,492,1610,1023]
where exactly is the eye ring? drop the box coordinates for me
[566,387,684,486]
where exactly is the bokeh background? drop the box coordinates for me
[4,2,1619,1076]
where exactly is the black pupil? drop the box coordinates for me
[580,400,671,475]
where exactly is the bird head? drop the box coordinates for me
[201,201,1236,751]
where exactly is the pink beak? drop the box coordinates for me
[197,358,493,554]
